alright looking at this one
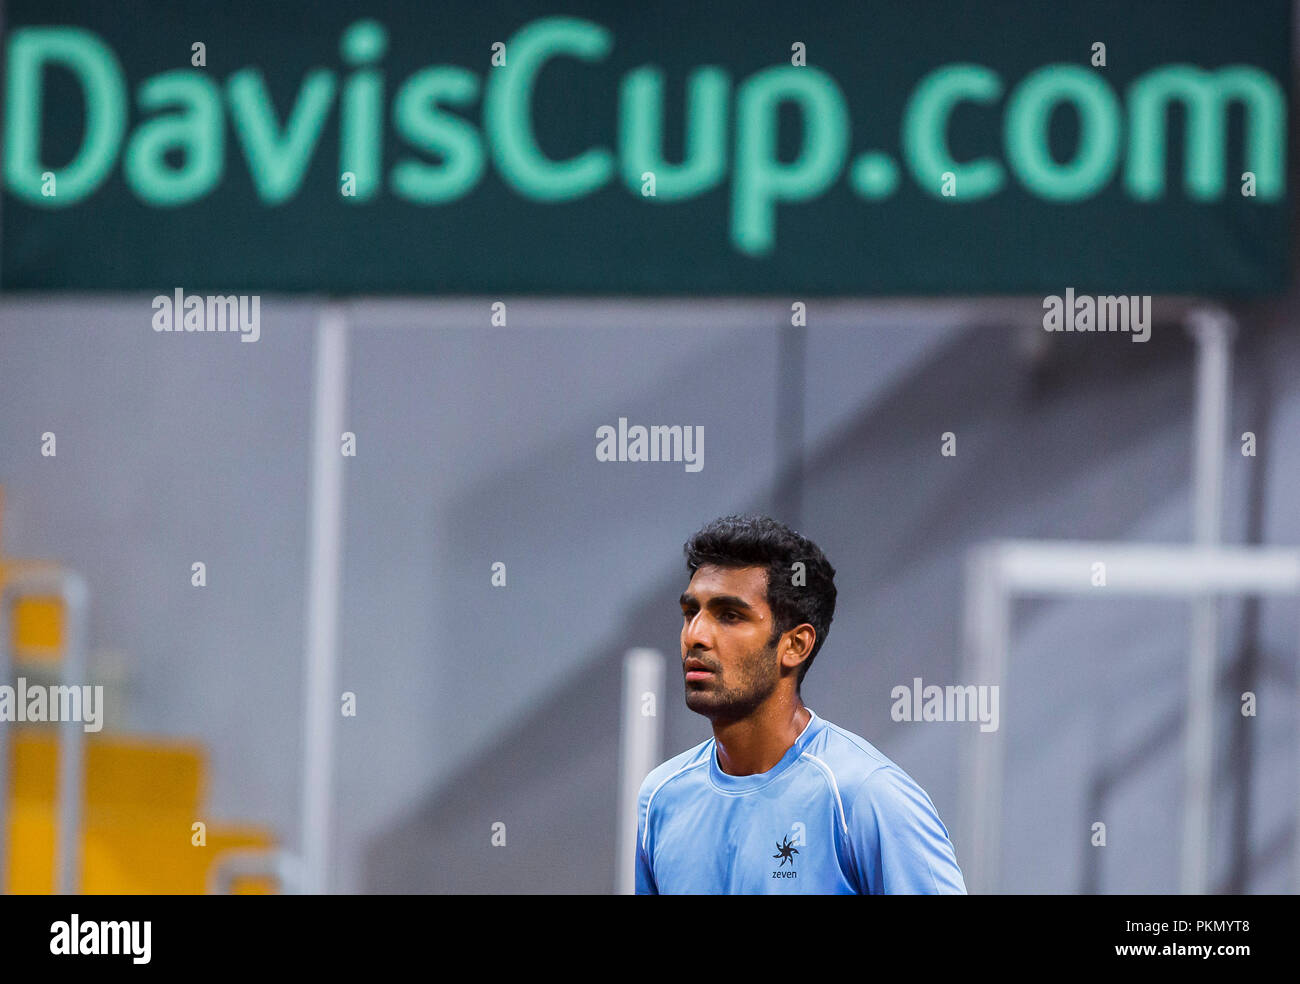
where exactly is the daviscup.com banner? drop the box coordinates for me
[1,0,1290,294]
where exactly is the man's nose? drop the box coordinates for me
[682,611,712,650]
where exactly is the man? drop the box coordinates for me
[635,514,967,894]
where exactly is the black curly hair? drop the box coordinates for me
[683,515,837,690]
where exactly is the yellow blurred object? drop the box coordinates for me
[4,730,277,894]
[0,558,66,663]
[0,490,274,893]
[12,596,63,662]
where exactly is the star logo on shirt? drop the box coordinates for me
[772,835,799,868]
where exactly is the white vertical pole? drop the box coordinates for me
[299,304,349,895]
[55,574,88,895]
[616,648,664,894]
[1182,308,1233,895]
[959,546,1008,894]
[0,571,88,895]
[0,585,15,894]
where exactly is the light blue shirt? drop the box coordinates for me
[636,708,967,894]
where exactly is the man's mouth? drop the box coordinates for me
[684,658,716,681]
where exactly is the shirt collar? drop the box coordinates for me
[707,707,822,794]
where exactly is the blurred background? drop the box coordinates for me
[0,1,1296,894]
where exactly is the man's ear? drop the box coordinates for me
[781,624,817,671]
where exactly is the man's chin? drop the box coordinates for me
[685,687,758,722]
[684,688,712,708]
[684,688,725,716]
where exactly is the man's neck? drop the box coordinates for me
[712,698,811,776]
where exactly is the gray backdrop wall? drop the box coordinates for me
[1,296,1296,893]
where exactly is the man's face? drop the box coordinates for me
[678,564,782,722]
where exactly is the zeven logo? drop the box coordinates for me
[771,834,799,879]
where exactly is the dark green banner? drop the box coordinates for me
[2,1,1290,294]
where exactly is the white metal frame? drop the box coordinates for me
[958,308,1300,894]
[207,846,303,895]
[958,540,1300,893]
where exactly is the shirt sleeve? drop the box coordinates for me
[846,765,967,895]
[635,779,659,895]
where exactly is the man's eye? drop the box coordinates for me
[721,612,740,622]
